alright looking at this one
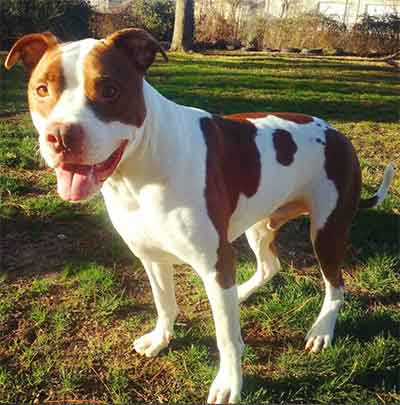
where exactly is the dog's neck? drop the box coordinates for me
[102,80,208,205]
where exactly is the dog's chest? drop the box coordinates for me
[100,180,173,262]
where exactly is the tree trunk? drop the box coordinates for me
[170,0,194,52]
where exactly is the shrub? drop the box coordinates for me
[195,12,236,48]
[350,13,400,55]
[130,0,175,41]
[90,10,136,39]
[243,13,347,51]
[0,0,92,44]
[90,0,174,41]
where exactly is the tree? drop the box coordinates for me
[170,0,194,51]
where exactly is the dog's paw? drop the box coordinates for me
[305,333,332,352]
[305,317,335,353]
[207,369,241,404]
[133,330,171,357]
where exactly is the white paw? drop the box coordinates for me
[305,315,336,353]
[305,333,332,352]
[133,329,171,357]
[305,320,334,352]
[207,369,242,404]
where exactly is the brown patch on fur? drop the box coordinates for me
[4,32,64,119]
[27,46,65,118]
[225,112,269,120]
[83,41,146,127]
[200,115,261,288]
[82,29,167,127]
[224,112,314,124]
[5,32,59,73]
[268,112,314,124]
[107,28,168,73]
[272,129,298,166]
[313,128,361,288]
[268,200,309,230]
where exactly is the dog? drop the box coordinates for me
[5,28,394,404]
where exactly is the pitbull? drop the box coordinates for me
[5,28,394,403]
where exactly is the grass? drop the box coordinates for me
[1,50,399,404]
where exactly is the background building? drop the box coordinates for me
[264,0,399,24]
[88,0,131,12]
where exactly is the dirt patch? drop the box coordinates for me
[2,216,133,279]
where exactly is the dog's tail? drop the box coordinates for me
[359,163,394,209]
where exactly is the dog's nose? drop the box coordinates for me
[45,123,83,154]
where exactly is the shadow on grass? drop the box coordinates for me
[337,309,399,341]
[177,54,397,75]
[2,208,136,280]
[236,207,398,275]
[0,63,28,114]
[243,364,399,403]
[351,209,399,256]
[3,197,396,284]
[153,68,399,97]
[153,87,398,123]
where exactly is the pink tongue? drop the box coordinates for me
[55,164,99,201]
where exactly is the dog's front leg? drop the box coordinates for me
[201,272,244,404]
[134,261,178,357]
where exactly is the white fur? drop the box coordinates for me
[201,275,243,404]
[228,115,336,241]
[28,37,394,404]
[376,163,394,205]
[134,260,178,357]
[305,276,344,352]
[98,83,337,403]
[238,219,281,302]
[34,39,137,168]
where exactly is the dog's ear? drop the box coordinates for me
[5,32,59,72]
[106,28,168,73]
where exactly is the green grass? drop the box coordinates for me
[1,51,399,403]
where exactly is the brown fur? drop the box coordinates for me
[225,112,314,124]
[225,112,269,120]
[268,112,314,124]
[106,28,168,73]
[83,40,147,127]
[28,47,65,119]
[200,115,261,288]
[5,32,59,73]
[313,128,361,287]
[83,29,166,127]
[268,200,309,230]
[272,129,298,166]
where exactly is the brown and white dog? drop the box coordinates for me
[5,29,394,403]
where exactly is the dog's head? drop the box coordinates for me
[5,29,167,201]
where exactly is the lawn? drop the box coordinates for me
[1,51,399,404]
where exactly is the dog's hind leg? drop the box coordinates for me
[238,219,280,303]
[305,129,361,352]
[238,199,309,303]
[305,213,348,353]
[133,261,178,357]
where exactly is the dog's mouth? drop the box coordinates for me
[55,140,128,201]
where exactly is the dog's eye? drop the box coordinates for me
[36,85,49,97]
[102,84,119,99]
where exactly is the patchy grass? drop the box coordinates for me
[0,51,399,403]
